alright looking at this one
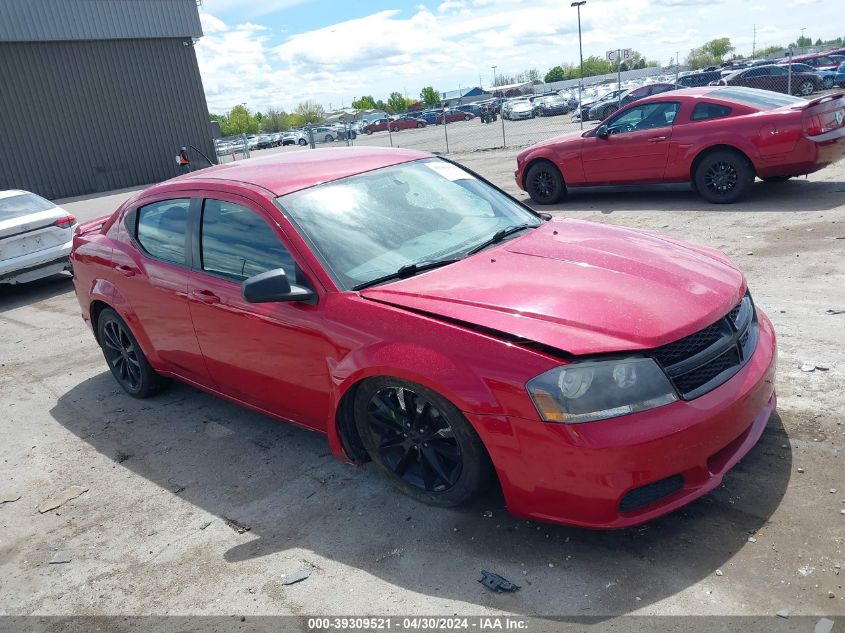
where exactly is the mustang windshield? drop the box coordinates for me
[277,158,542,290]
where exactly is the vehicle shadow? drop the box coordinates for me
[0,274,74,314]
[50,373,791,616]
[517,177,845,214]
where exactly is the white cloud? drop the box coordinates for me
[201,0,312,19]
[196,0,840,113]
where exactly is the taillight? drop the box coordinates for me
[805,108,845,136]
[54,215,77,228]
[805,114,823,136]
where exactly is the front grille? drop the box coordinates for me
[619,474,685,513]
[651,292,758,400]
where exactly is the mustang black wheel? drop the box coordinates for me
[355,378,491,507]
[694,149,754,204]
[97,308,166,398]
[524,161,566,204]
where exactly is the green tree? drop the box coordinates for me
[261,107,289,132]
[686,37,735,69]
[292,100,325,125]
[796,35,812,47]
[544,66,567,83]
[217,104,260,136]
[351,95,377,110]
[387,91,407,113]
[420,86,440,106]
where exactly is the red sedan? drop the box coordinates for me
[516,86,845,204]
[71,148,776,528]
[436,110,476,124]
[389,117,427,131]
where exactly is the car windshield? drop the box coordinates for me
[710,87,806,110]
[544,96,564,105]
[0,192,55,221]
[277,158,542,290]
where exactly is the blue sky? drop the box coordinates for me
[196,0,839,113]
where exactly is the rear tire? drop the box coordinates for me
[354,378,492,507]
[798,80,816,96]
[694,149,755,204]
[524,161,566,205]
[97,308,167,398]
[298,138,307,146]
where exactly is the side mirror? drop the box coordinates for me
[241,268,316,305]
[596,125,609,139]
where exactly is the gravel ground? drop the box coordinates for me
[0,147,843,624]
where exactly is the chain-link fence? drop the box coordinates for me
[233,44,843,161]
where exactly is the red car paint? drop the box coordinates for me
[515,87,845,190]
[71,147,777,528]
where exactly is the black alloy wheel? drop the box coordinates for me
[366,387,461,492]
[524,161,566,204]
[694,149,754,203]
[102,319,141,391]
[97,308,166,398]
[355,379,491,506]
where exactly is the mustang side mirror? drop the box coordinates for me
[596,125,609,139]
[242,268,316,304]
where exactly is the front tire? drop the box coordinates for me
[298,138,307,146]
[524,161,566,204]
[822,77,834,90]
[97,308,167,398]
[694,149,754,204]
[354,378,491,507]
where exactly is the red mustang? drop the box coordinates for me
[71,148,776,528]
[516,86,845,204]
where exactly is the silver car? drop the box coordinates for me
[0,190,77,284]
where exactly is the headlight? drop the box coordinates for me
[527,358,677,424]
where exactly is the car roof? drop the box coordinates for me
[162,147,432,197]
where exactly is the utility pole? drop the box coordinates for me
[571,1,586,130]
[752,24,756,59]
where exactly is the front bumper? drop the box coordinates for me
[468,310,777,529]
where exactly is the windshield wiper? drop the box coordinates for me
[352,258,462,291]
[466,223,534,255]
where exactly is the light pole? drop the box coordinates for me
[571,1,586,129]
[491,65,497,92]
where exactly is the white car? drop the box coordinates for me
[504,99,535,120]
[0,190,77,284]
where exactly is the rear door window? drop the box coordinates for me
[136,199,190,265]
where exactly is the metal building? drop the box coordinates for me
[0,0,215,200]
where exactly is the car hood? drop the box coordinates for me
[360,219,745,356]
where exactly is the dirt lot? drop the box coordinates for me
[1,147,843,626]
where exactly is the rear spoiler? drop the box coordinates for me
[804,92,844,107]
[74,214,112,236]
